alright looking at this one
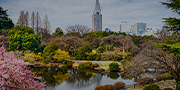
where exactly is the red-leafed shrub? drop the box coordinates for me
[95,86,104,90]
[103,84,114,90]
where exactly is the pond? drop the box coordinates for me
[32,67,135,90]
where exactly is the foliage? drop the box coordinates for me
[138,77,153,86]
[53,49,70,62]
[109,62,119,72]
[161,73,174,80]
[8,26,40,51]
[0,6,14,33]
[53,27,64,37]
[113,81,125,89]
[78,63,84,69]
[143,84,160,90]
[24,52,43,63]
[82,31,126,42]
[42,41,58,63]
[0,43,45,89]
[78,62,99,69]
[103,84,114,90]
[162,0,180,33]
[74,45,92,60]
[95,86,104,90]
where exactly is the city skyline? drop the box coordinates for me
[1,0,179,33]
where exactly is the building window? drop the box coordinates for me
[96,12,99,14]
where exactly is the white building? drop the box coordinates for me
[120,21,131,34]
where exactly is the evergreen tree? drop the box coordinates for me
[162,0,180,33]
[0,6,14,33]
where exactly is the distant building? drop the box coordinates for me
[142,27,159,36]
[134,22,146,36]
[120,21,131,34]
[92,0,102,31]
[105,28,111,32]
[162,25,168,31]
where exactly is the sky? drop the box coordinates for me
[1,0,179,32]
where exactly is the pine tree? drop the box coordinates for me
[0,6,14,33]
[162,0,180,33]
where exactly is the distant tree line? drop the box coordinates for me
[16,11,51,41]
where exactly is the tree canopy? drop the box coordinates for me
[8,26,41,51]
[162,0,180,33]
[0,6,14,33]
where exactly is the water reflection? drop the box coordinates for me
[32,67,135,90]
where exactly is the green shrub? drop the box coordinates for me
[143,84,160,90]
[161,73,173,80]
[163,88,173,90]
[83,62,92,69]
[95,53,101,61]
[78,63,84,69]
[66,61,73,68]
[138,77,153,85]
[74,45,92,60]
[109,62,119,72]
[62,64,67,68]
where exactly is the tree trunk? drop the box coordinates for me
[176,84,180,90]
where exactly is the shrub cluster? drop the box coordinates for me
[113,81,126,90]
[143,84,160,90]
[95,82,125,90]
[109,62,120,72]
[161,73,173,80]
[138,77,153,86]
[78,62,99,69]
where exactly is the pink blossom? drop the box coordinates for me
[0,36,45,89]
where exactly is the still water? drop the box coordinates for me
[33,67,135,90]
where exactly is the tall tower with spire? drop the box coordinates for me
[92,0,102,31]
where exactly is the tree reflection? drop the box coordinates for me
[32,67,70,87]
[66,69,101,88]
[107,72,120,79]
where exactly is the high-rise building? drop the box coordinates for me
[120,21,131,34]
[134,22,146,36]
[92,0,102,31]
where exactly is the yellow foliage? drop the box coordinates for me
[85,50,97,56]
[24,52,43,63]
[53,72,70,83]
[53,49,70,61]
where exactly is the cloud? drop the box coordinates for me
[1,0,179,32]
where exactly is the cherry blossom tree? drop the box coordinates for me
[0,36,45,89]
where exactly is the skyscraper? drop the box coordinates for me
[134,22,146,36]
[92,0,102,31]
[120,21,131,34]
